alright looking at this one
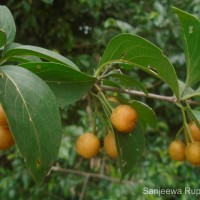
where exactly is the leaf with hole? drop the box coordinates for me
[0,65,62,184]
[98,33,179,98]
[174,7,200,88]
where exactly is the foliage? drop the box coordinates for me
[1,125,200,200]
[0,1,200,199]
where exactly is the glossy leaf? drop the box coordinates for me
[0,65,62,184]
[116,124,145,178]
[98,33,179,98]
[7,56,42,63]
[3,43,42,63]
[0,29,6,48]
[100,97,145,179]
[3,45,79,70]
[20,62,97,107]
[131,101,157,129]
[0,6,16,44]
[174,7,200,88]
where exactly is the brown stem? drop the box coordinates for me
[99,85,200,105]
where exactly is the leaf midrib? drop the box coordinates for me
[3,70,41,159]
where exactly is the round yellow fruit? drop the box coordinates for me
[76,132,100,159]
[188,121,200,141]
[104,132,117,159]
[110,104,138,133]
[0,126,15,150]
[168,140,185,161]
[185,142,200,166]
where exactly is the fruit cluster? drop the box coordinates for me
[0,105,15,150]
[169,122,200,166]
[76,104,138,159]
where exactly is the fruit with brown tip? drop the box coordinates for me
[188,121,200,141]
[104,131,117,159]
[0,126,15,150]
[168,140,185,161]
[110,104,138,133]
[185,142,200,166]
[76,132,100,159]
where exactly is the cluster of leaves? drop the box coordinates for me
[0,0,200,189]
[4,0,200,130]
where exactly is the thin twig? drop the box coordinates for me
[100,85,176,102]
[79,175,89,200]
[51,166,134,185]
[99,85,200,105]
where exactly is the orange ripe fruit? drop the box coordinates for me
[168,140,185,161]
[0,126,15,150]
[188,121,200,141]
[110,105,138,133]
[0,104,8,127]
[185,142,200,166]
[76,132,100,159]
[104,131,117,159]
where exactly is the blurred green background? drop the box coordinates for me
[1,0,200,199]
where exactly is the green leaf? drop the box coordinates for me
[98,33,179,98]
[20,62,97,107]
[0,65,62,184]
[0,6,16,44]
[0,29,6,48]
[3,43,42,63]
[116,124,145,178]
[103,79,121,88]
[2,45,79,70]
[131,101,157,129]
[174,7,200,88]
[185,108,200,128]
[107,73,148,95]
[99,98,145,179]
[196,87,200,95]
[7,55,42,63]
[183,88,200,99]
[179,80,200,99]
[192,110,200,122]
